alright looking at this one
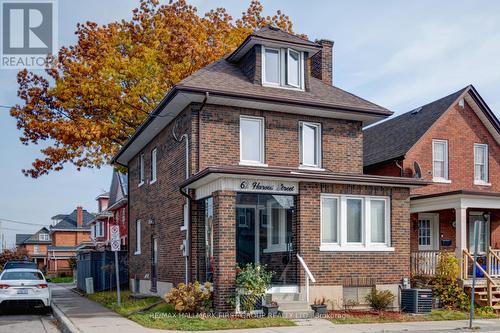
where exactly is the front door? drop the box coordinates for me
[418,213,439,251]
[151,237,158,292]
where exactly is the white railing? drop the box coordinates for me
[297,254,316,302]
[488,248,500,278]
[411,251,441,276]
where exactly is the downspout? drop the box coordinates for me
[395,159,403,177]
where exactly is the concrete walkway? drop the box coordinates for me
[51,283,500,333]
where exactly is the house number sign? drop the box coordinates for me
[239,180,296,193]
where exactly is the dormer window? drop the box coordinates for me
[262,46,304,90]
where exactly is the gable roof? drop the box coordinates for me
[108,170,128,209]
[363,85,500,167]
[50,209,95,230]
[16,234,32,245]
[21,227,51,244]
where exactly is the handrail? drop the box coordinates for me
[463,249,496,285]
[489,247,500,263]
[297,254,316,283]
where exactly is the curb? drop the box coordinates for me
[51,301,83,333]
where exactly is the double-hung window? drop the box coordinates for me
[139,154,145,186]
[240,116,265,165]
[299,122,321,168]
[320,194,391,251]
[34,245,40,254]
[262,46,304,89]
[432,139,449,181]
[150,148,157,184]
[474,144,488,184]
[135,220,141,255]
[39,233,49,241]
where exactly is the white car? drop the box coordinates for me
[0,268,51,312]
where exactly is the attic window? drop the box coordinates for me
[262,46,303,89]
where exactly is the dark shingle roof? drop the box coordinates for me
[252,25,319,47]
[16,234,32,245]
[108,170,128,208]
[363,87,468,167]
[22,227,51,244]
[51,209,95,230]
[178,59,389,115]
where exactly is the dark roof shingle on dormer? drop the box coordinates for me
[50,209,95,230]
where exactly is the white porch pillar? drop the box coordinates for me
[455,207,467,259]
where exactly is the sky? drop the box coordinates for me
[1,0,500,247]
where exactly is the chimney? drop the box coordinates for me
[311,39,334,85]
[77,206,83,228]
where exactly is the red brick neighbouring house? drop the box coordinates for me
[88,192,112,249]
[107,170,128,250]
[113,26,428,312]
[16,227,52,270]
[364,86,500,306]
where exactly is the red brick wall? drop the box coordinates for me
[298,183,411,285]
[52,231,89,246]
[365,160,402,177]
[405,101,500,195]
[199,105,363,174]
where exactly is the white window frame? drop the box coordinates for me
[320,194,392,252]
[95,221,104,238]
[263,201,287,253]
[39,233,49,241]
[139,153,145,186]
[299,121,322,169]
[135,220,141,255]
[261,46,304,90]
[33,244,40,254]
[417,213,439,251]
[150,148,157,184]
[432,139,450,183]
[474,143,489,185]
[239,116,266,166]
[286,48,301,88]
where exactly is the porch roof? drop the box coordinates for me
[410,190,500,213]
[181,165,430,191]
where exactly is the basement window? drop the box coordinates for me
[262,46,304,90]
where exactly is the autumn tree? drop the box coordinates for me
[11,0,298,178]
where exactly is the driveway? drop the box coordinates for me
[0,308,59,333]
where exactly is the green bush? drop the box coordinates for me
[432,252,469,311]
[234,264,273,313]
[365,288,395,311]
[164,282,212,313]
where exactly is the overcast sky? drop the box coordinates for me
[1,0,499,247]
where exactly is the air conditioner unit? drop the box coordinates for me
[401,289,432,313]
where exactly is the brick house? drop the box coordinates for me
[88,192,112,249]
[16,227,51,270]
[107,170,129,249]
[113,26,427,312]
[47,207,94,275]
[364,86,500,306]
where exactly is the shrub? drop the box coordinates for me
[365,288,395,311]
[0,248,30,271]
[234,264,273,312]
[432,252,469,311]
[164,282,212,313]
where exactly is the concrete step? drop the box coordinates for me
[278,300,311,311]
[278,309,315,319]
[270,293,301,302]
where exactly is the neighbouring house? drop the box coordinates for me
[364,85,500,307]
[107,170,129,250]
[113,26,428,312]
[88,192,113,249]
[15,227,52,270]
[47,206,94,275]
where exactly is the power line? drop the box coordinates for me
[0,217,48,227]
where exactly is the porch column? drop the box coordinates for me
[455,207,467,262]
[212,191,236,312]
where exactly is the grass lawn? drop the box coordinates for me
[87,290,295,331]
[328,309,497,324]
[48,276,74,283]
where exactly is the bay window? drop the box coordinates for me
[320,194,392,251]
[432,139,448,181]
[474,144,488,184]
[299,122,321,168]
[240,116,265,165]
[262,46,304,89]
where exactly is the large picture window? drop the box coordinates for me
[299,122,321,168]
[474,144,488,184]
[432,139,448,181]
[240,116,265,165]
[320,194,392,251]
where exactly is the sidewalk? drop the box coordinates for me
[51,283,500,333]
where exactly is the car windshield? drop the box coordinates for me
[4,262,37,269]
[1,271,44,280]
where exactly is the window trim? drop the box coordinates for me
[150,148,157,184]
[474,143,489,185]
[39,233,49,241]
[135,220,141,255]
[286,48,301,88]
[432,139,449,182]
[261,46,304,90]
[262,47,281,87]
[239,115,266,166]
[320,194,392,252]
[139,153,145,186]
[299,121,322,168]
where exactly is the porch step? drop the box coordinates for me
[270,293,301,302]
[278,300,311,311]
[278,309,315,319]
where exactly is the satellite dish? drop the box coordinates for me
[413,161,422,179]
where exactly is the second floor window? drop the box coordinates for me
[300,122,321,168]
[135,220,141,255]
[262,46,303,89]
[139,153,145,185]
[432,139,448,181]
[474,143,488,183]
[240,116,265,165]
[33,245,40,254]
[151,148,157,183]
[39,233,49,241]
